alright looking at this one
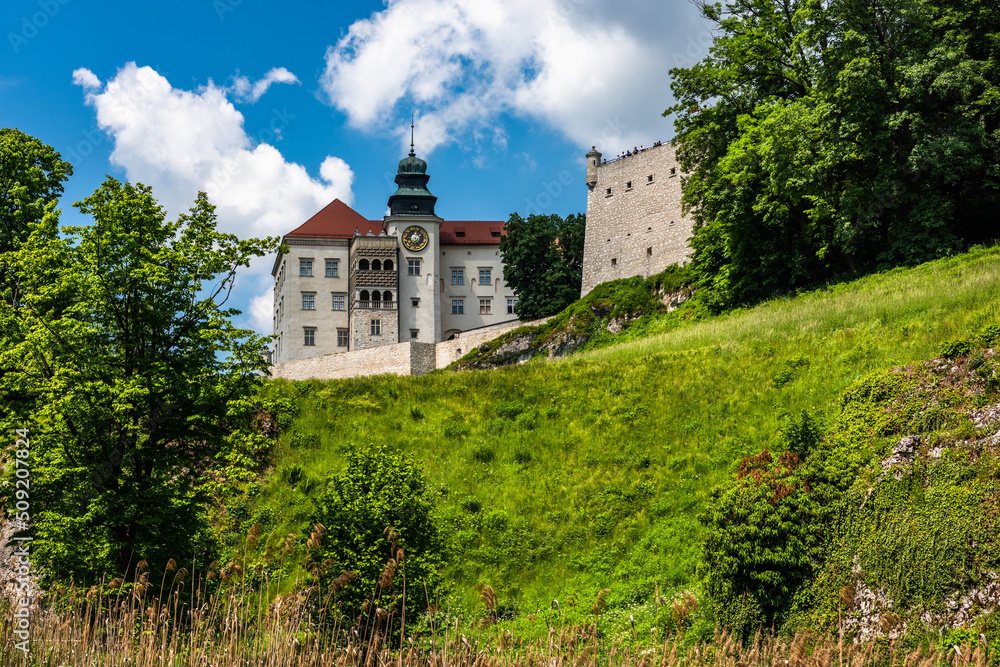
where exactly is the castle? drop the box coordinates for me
[269,142,517,365]
[267,139,693,378]
[580,142,693,296]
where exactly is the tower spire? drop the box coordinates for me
[409,113,415,157]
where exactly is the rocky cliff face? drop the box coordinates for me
[452,281,693,371]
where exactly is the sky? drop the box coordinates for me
[0,0,713,335]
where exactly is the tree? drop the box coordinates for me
[308,444,443,627]
[0,128,73,253]
[667,0,1000,309]
[0,177,277,581]
[499,213,586,319]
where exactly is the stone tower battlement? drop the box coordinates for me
[580,142,694,296]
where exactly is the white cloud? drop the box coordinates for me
[74,63,352,241]
[72,67,101,90]
[230,66,301,103]
[249,290,274,333]
[74,63,353,335]
[320,0,710,155]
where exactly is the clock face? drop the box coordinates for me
[402,225,428,252]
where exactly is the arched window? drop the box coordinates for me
[359,259,369,271]
[383,290,393,302]
[360,290,370,301]
[372,259,382,271]
[383,259,394,271]
[372,290,381,302]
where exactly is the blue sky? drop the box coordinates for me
[1,0,712,333]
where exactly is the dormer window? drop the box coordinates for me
[454,227,466,238]
[490,228,501,238]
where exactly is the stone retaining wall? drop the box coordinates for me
[268,317,550,381]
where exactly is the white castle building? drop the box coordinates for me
[270,145,518,364]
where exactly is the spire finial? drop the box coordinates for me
[409,113,415,157]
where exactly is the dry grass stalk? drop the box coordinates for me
[0,585,990,667]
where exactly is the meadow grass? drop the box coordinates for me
[249,245,1000,637]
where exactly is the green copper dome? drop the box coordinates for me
[397,150,427,175]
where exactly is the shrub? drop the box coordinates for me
[471,444,496,464]
[513,447,533,465]
[309,444,443,624]
[940,338,972,359]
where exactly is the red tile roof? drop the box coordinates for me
[440,220,505,245]
[285,199,383,239]
[284,200,504,244]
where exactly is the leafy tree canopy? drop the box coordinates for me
[499,212,586,320]
[668,0,1000,309]
[0,177,277,582]
[0,128,73,254]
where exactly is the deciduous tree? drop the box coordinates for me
[0,128,73,254]
[0,177,277,581]
[668,0,1000,309]
[499,212,586,319]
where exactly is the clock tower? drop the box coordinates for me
[384,132,442,343]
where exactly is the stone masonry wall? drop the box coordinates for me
[269,318,551,381]
[581,143,693,296]
[351,308,399,350]
[269,341,428,381]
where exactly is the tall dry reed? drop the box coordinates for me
[0,585,988,667]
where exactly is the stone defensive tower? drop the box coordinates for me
[580,142,694,296]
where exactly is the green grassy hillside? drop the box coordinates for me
[238,245,1000,637]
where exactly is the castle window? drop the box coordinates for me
[408,259,420,276]
[371,291,381,302]
[299,260,313,277]
[452,269,464,285]
[454,227,466,237]
[301,292,315,310]
[383,290,393,302]
[384,259,394,271]
[359,258,370,271]
[479,299,492,315]
[647,247,653,256]
[360,290,370,301]
[491,228,501,237]
[337,329,349,347]
[372,259,382,271]
[452,299,464,314]
[332,293,346,311]
[479,269,492,285]
[325,260,338,277]
[605,188,612,196]
[410,329,419,339]
[647,174,654,183]
[611,258,617,267]
[626,181,632,189]
[412,298,420,308]
[304,328,316,346]
[670,168,677,176]
[370,319,381,336]
[507,298,518,314]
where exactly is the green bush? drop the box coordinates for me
[309,444,443,624]
[471,444,496,464]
